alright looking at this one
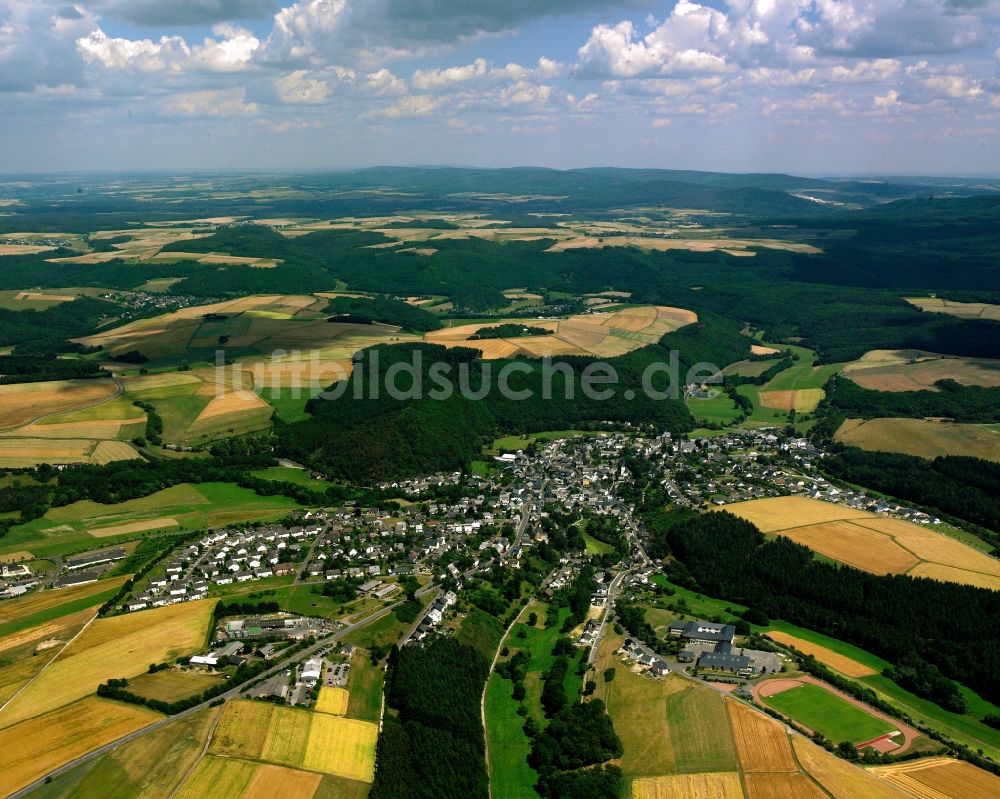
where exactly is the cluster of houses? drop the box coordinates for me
[409,590,458,642]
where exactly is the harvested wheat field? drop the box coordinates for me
[245,763,322,799]
[631,772,744,799]
[0,244,55,255]
[835,418,1000,462]
[766,632,875,678]
[744,773,825,799]
[905,297,1000,322]
[0,418,145,440]
[0,380,118,430]
[316,686,350,715]
[545,236,820,255]
[751,345,779,356]
[791,737,911,799]
[425,305,695,359]
[194,390,270,422]
[0,600,214,727]
[757,388,825,413]
[843,349,1000,391]
[871,757,1000,799]
[0,437,137,468]
[88,517,179,538]
[726,699,796,773]
[0,696,159,796]
[210,699,273,760]
[720,497,1000,589]
[773,520,920,574]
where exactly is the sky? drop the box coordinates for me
[0,0,998,175]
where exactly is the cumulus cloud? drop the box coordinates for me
[0,1,97,90]
[161,87,258,116]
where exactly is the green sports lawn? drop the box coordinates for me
[763,682,894,744]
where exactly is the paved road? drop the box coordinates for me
[7,599,404,799]
[587,569,627,666]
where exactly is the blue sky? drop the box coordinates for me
[1,1,998,174]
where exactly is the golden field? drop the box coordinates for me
[766,631,876,678]
[0,380,118,430]
[757,388,825,413]
[426,305,696,360]
[0,600,214,727]
[835,418,1000,463]
[743,773,825,799]
[905,297,1000,323]
[842,349,1000,391]
[631,772,744,799]
[791,738,911,799]
[726,699,797,773]
[211,700,378,783]
[719,496,1000,589]
[174,756,325,799]
[0,696,159,796]
[315,686,350,716]
[870,757,1000,799]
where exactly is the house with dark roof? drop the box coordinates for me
[667,620,736,646]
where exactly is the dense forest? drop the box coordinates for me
[323,295,442,332]
[371,637,490,799]
[655,511,1000,706]
[824,375,1000,422]
[276,343,694,482]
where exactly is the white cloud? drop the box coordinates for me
[375,94,440,117]
[412,58,487,89]
[275,69,329,103]
[365,67,406,94]
[162,87,258,117]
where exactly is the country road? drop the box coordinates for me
[6,598,404,799]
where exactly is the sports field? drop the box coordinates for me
[842,349,1000,391]
[0,600,214,727]
[761,682,895,744]
[719,496,1000,590]
[835,417,1000,462]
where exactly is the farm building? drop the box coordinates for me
[65,547,127,571]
